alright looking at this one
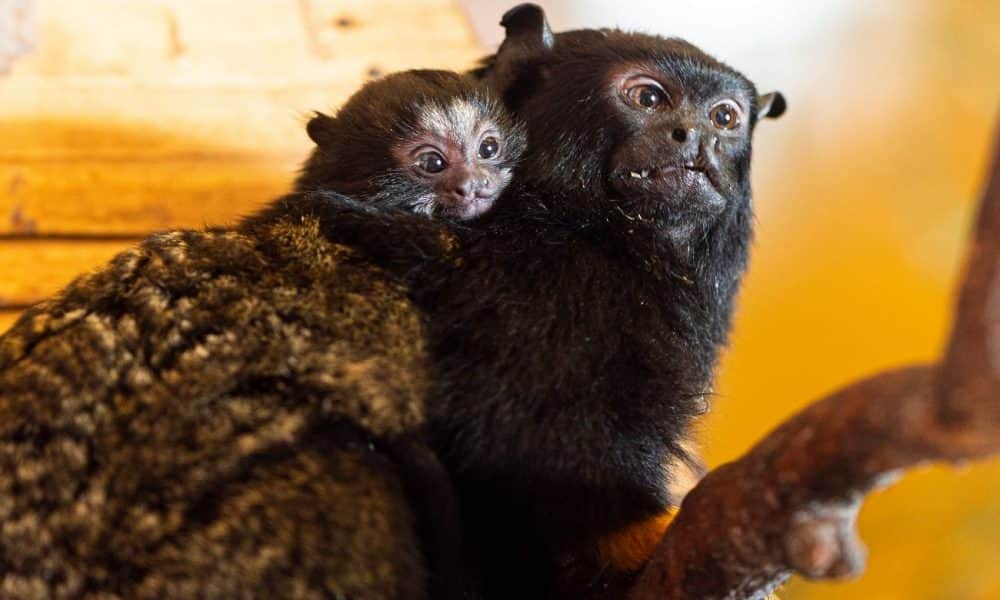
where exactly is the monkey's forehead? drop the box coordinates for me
[475,29,757,102]
[580,31,755,96]
[416,97,506,143]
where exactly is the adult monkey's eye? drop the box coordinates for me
[479,137,500,159]
[626,83,665,109]
[709,101,742,130]
[415,151,447,174]
[623,76,667,111]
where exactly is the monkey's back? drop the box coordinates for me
[0,215,432,598]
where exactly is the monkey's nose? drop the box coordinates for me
[457,175,494,198]
[671,127,698,144]
[475,176,496,197]
[455,178,476,198]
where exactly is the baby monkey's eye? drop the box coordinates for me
[709,101,742,130]
[415,151,447,174]
[478,137,500,159]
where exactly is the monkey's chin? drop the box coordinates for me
[433,196,498,221]
[609,168,727,222]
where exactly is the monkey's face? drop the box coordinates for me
[392,98,520,221]
[603,62,776,236]
[480,8,783,243]
[299,69,525,221]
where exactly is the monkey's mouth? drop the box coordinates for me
[434,194,498,221]
[615,163,712,186]
[611,162,725,211]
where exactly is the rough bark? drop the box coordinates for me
[630,125,1000,600]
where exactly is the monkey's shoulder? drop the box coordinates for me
[0,219,431,464]
[0,220,439,597]
[1,220,426,374]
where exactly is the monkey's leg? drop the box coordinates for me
[585,448,783,600]
[382,433,468,600]
[131,429,429,600]
[596,445,706,573]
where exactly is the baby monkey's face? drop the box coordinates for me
[393,97,517,220]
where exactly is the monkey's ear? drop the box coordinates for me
[500,3,554,52]
[757,92,787,120]
[306,112,339,146]
[487,4,555,94]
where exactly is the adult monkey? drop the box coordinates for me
[0,5,784,599]
[411,4,786,596]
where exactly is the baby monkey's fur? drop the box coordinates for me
[298,69,525,221]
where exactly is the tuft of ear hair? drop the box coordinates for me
[306,112,338,146]
[757,92,787,120]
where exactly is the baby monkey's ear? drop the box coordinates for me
[757,92,787,120]
[306,112,339,146]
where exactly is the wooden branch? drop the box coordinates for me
[629,124,1000,600]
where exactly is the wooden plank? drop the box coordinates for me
[1,151,296,234]
[0,0,481,146]
[0,109,317,162]
[16,0,479,80]
[299,0,482,65]
[0,239,135,308]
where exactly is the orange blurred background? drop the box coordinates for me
[703,1,1000,597]
[2,1,999,597]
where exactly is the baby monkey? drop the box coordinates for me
[297,69,525,220]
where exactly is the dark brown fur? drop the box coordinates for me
[0,205,455,599]
[405,6,784,597]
